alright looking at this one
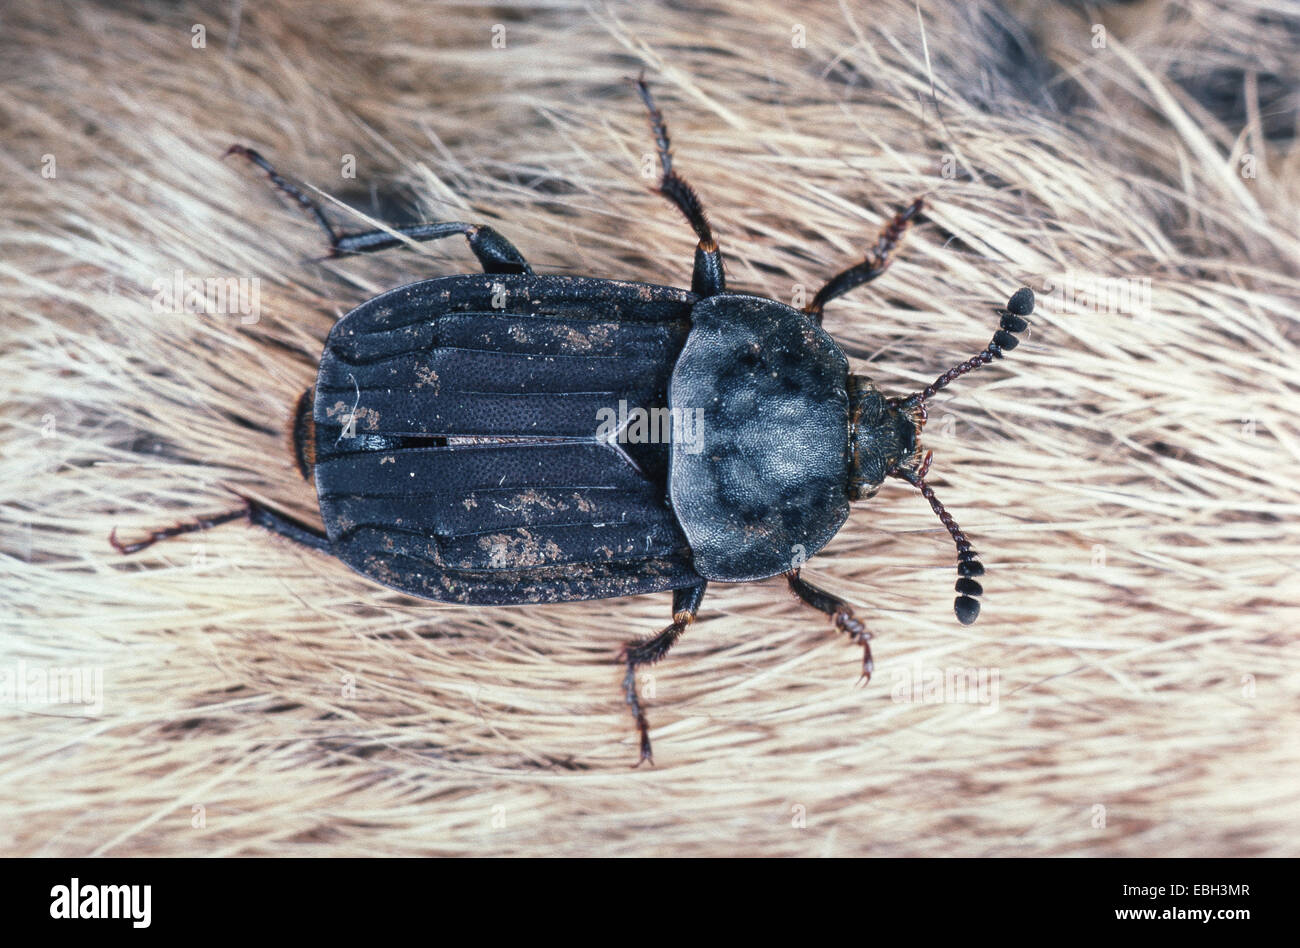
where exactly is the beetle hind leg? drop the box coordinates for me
[110,497,330,556]
[619,582,706,766]
[784,570,873,683]
[224,145,530,274]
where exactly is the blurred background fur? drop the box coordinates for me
[1,0,1297,856]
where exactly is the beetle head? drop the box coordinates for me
[846,376,921,501]
[845,287,1034,625]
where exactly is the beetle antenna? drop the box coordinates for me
[893,467,984,625]
[901,287,1033,410]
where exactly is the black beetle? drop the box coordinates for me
[112,79,1033,764]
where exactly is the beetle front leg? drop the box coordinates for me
[804,197,924,323]
[784,570,873,682]
[632,77,726,297]
[619,582,707,766]
[224,145,530,274]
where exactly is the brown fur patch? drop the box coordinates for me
[292,386,317,480]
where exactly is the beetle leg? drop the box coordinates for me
[110,497,331,555]
[632,76,726,297]
[223,145,340,248]
[329,222,530,274]
[784,570,873,683]
[619,582,707,766]
[224,145,530,273]
[804,197,924,323]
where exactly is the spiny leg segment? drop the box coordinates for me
[785,570,873,682]
[223,145,530,273]
[110,496,330,556]
[805,197,924,322]
[620,582,707,766]
[632,76,725,297]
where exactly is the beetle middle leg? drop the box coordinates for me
[224,145,530,274]
[633,77,726,297]
[619,582,707,766]
[784,570,873,682]
[804,197,924,323]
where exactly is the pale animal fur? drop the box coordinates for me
[1,0,1297,855]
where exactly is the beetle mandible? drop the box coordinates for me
[112,78,1034,764]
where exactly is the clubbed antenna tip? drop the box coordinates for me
[897,468,985,624]
[903,286,1034,409]
[892,287,1035,623]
